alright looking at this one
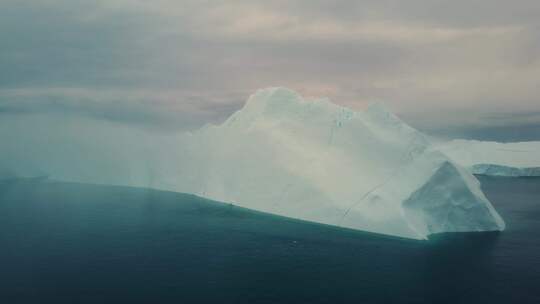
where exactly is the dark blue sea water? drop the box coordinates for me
[1,177,539,304]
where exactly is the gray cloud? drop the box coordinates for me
[0,88,244,130]
[1,0,539,139]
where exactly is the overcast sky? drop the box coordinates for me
[1,0,539,139]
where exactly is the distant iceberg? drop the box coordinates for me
[0,87,505,239]
[434,140,540,177]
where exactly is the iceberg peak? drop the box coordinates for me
[244,87,302,111]
[223,87,304,127]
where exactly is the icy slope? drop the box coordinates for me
[435,140,540,177]
[0,88,505,239]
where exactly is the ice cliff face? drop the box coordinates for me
[434,140,540,177]
[0,87,505,239]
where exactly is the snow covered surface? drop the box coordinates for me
[435,140,540,176]
[0,87,505,239]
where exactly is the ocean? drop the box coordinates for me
[1,176,539,303]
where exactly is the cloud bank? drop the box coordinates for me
[1,0,539,138]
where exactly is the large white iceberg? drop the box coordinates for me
[435,140,540,177]
[0,87,505,239]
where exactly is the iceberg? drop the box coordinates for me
[435,140,540,177]
[0,87,505,239]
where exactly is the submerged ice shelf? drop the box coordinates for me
[434,140,540,177]
[0,88,505,239]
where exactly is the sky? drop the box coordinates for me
[1,0,539,140]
